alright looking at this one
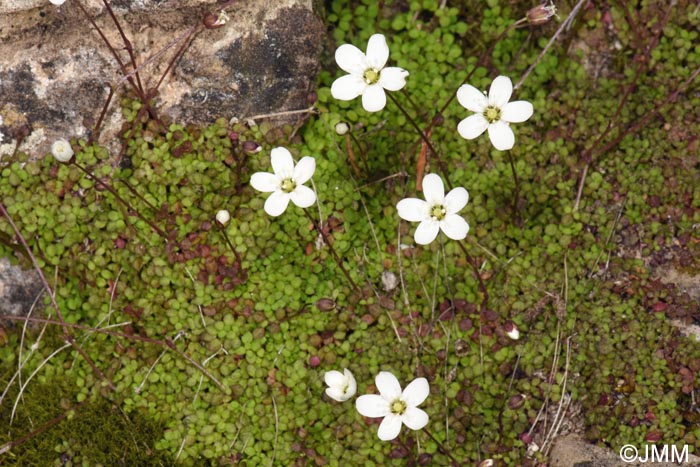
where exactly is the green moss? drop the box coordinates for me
[0,369,170,465]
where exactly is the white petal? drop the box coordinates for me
[343,369,357,397]
[335,43,366,75]
[375,371,402,400]
[397,198,428,222]
[264,191,290,217]
[356,394,390,418]
[444,187,469,214]
[488,75,513,108]
[402,377,429,407]
[293,156,316,185]
[456,84,488,113]
[402,407,429,431]
[421,173,445,206]
[377,413,403,441]
[250,172,279,193]
[365,34,389,70]
[457,114,489,140]
[487,121,515,151]
[290,185,316,209]
[324,370,344,388]
[378,67,408,91]
[501,101,534,123]
[439,214,470,241]
[326,387,347,401]
[331,74,366,101]
[270,147,294,178]
[361,85,386,112]
[414,220,440,245]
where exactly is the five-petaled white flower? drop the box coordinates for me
[356,371,429,441]
[51,139,74,163]
[331,33,409,113]
[396,173,469,245]
[324,368,357,402]
[250,147,316,217]
[457,75,533,151]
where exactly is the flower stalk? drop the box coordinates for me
[302,209,361,295]
[71,161,170,241]
[386,92,453,190]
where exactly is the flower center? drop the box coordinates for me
[484,105,501,123]
[430,204,447,221]
[280,178,296,193]
[390,399,407,415]
[363,68,380,85]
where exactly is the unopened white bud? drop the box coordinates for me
[216,209,230,226]
[51,139,74,163]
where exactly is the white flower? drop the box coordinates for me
[331,33,408,113]
[51,139,74,163]
[49,0,66,4]
[456,75,533,151]
[356,371,429,441]
[396,173,469,245]
[324,368,357,402]
[216,209,230,226]
[249,147,316,217]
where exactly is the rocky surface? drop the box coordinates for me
[0,258,43,320]
[0,0,323,159]
[549,434,700,467]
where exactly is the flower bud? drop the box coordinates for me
[51,139,74,163]
[335,122,350,136]
[508,393,526,409]
[316,298,336,311]
[504,320,520,340]
[527,2,557,26]
[203,11,228,29]
[215,209,230,226]
[431,113,445,127]
[242,141,261,153]
[478,460,494,467]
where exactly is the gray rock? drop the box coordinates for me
[0,0,323,159]
[548,434,700,467]
[0,258,43,320]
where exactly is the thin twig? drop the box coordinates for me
[514,0,586,90]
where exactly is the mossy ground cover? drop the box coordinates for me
[1,0,700,465]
